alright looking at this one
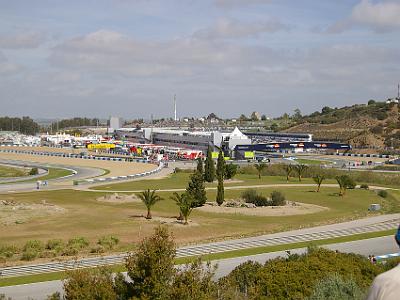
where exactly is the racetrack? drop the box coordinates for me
[0,152,156,178]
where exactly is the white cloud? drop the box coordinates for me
[0,51,22,75]
[328,0,400,33]
[214,0,271,9]
[192,18,290,39]
[0,31,46,49]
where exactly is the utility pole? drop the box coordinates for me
[174,94,177,122]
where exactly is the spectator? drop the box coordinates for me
[366,226,400,300]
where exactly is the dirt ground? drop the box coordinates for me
[0,152,156,178]
[197,200,328,216]
[0,199,66,226]
[96,193,141,203]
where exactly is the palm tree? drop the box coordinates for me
[335,175,348,197]
[283,164,293,182]
[254,163,267,179]
[170,192,193,225]
[295,164,308,182]
[137,189,163,219]
[313,175,325,192]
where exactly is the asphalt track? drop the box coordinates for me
[0,158,104,193]
[1,235,398,300]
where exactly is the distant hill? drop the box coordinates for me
[284,101,400,151]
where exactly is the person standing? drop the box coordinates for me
[366,227,400,300]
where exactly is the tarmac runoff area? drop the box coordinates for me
[0,152,156,179]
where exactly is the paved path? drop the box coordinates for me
[1,235,398,300]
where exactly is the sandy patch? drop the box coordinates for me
[131,215,199,227]
[97,193,141,203]
[197,200,328,216]
[0,199,66,226]
[0,152,156,178]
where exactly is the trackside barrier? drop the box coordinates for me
[375,252,400,261]
[0,148,163,185]
[333,153,390,159]
[75,162,165,185]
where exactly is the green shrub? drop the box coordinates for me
[222,248,383,299]
[23,240,44,252]
[378,190,388,198]
[98,236,119,250]
[360,184,369,190]
[29,167,39,175]
[271,191,286,206]
[62,246,79,256]
[222,261,262,293]
[224,164,238,180]
[67,237,89,249]
[308,273,365,300]
[40,250,57,258]
[0,245,18,258]
[22,249,39,261]
[241,189,269,206]
[46,239,64,250]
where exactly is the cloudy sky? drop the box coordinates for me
[1,0,400,119]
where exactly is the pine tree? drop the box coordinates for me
[216,150,225,206]
[204,146,216,182]
[186,172,207,207]
[196,157,204,175]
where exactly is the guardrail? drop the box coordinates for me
[0,149,152,164]
[76,162,164,185]
[0,149,163,185]
[332,153,391,159]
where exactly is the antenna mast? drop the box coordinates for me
[174,94,177,121]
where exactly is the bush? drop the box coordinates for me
[308,273,365,300]
[67,237,89,250]
[222,248,383,299]
[29,167,39,175]
[0,245,18,258]
[23,240,44,252]
[378,190,388,198]
[360,184,369,190]
[271,191,286,206]
[224,164,238,180]
[222,261,262,293]
[46,239,64,250]
[21,249,39,261]
[241,189,269,207]
[40,250,57,258]
[63,246,79,256]
[98,236,119,250]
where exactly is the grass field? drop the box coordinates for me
[92,172,337,191]
[0,184,394,253]
[295,158,333,165]
[0,165,28,178]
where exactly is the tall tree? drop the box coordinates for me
[204,146,215,182]
[137,189,163,219]
[186,172,207,207]
[216,150,225,206]
[196,157,204,174]
[171,192,194,225]
[126,226,176,300]
[313,175,325,192]
[283,164,293,182]
[295,164,308,182]
[254,163,267,180]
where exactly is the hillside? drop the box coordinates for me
[284,101,400,151]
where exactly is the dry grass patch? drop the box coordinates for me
[197,200,328,216]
